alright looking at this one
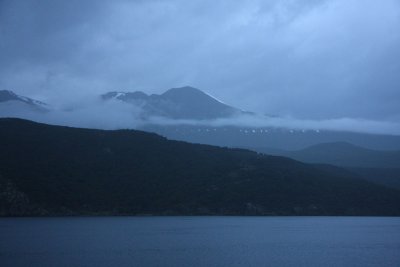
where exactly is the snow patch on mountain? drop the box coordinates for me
[0,90,49,111]
[101,86,242,120]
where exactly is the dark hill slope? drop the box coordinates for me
[282,142,400,168]
[0,118,399,216]
[250,143,400,190]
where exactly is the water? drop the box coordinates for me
[0,217,399,267]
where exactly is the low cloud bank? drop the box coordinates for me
[1,102,400,136]
[0,99,144,129]
[148,114,400,136]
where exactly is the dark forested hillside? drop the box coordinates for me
[253,142,400,168]
[250,143,400,190]
[1,118,399,216]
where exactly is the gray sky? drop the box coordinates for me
[1,0,400,121]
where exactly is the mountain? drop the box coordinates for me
[101,87,400,150]
[101,86,243,120]
[252,142,400,168]
[1,118,400,216]
[250,142,400,190]
[2,87,400,152]
[347,167,400,190]
[0,90,48,112]
[0,90,49,120]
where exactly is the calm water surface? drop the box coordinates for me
[0,217,399,267]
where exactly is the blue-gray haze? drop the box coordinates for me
[1,0,400,131]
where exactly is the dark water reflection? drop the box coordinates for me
[1,217,399,267]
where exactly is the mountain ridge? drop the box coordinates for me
[251,141,400,168]
[0,90,48,109]
[1,88,400,151]
[1,118,400,216]
[101,86,242,120]
[0,90,49,115]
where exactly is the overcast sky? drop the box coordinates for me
[1,0,400,121]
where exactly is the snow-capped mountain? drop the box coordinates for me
[0,90,48,112]
[101,86,244,120]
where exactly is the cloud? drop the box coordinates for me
[0,0,399,121]
[2,100,399,135]
[0,99,144,129]
[147,114,400,136]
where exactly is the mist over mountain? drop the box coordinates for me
[2,86,400,152]
[2,3,400,267]
[143,124,400,151]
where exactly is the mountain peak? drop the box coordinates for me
[158,86,240,119]
[163,86,201,92]
[161,86,226,105]
[0,90,18,102]
[161,86,207,98]
[101,86,241,120]
[0,90,48,110]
